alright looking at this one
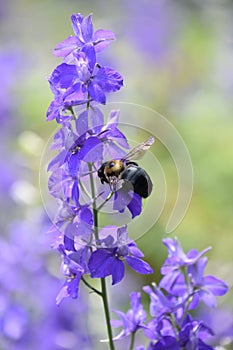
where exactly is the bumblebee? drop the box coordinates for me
[97,136,154,198]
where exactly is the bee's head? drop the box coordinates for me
[104,160,125,177]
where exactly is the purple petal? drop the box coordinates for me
[71,181,79,205]
[93,66,123,93]
[46,99,60,121]
[126,256,153,275]
[159,270,181,292]
[112,259,125,285]
[64,233,75,251]
[162,238,187,262]
[93,29,116,52]
[188,293,200,309]
[198,339,214,350]
[130,291,141,311]
[53,36,80,57]
[63,83,88,106]
[127,192,142,218]
[111,319,123,328]
[76,110,88,136]
[71,13,84,39]
[56,285,69,305]
[203,275,229,296]
[152,336,179,350]
[81,43,96,71]
[128,243,144,258]
[103,142,128,159]
[81,14,94,43]
[187,247,212,264]
[88,80,106,104]
[78,136,103,162]
[188,257,208,283]
[68,152,80,176]
[90,106,104,133]
[79,206,93,225]
[73,222,92,243]
[113,189,132,212]
[47,150,67,171]
[103,128,130,149]
[67,273,82,299]
[107,109,120,127]
[50,63,77,89]
[88,249,114,278]
[199,290,217,308]
[111,309,131,334]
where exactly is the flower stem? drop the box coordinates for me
[88,163,98,240]
[96,191,114,211]
[81,276,102,296]
[101,278,115,350]
[88,162,115,350]
[129,331,135,350]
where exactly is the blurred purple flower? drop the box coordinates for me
[159,238,228,309]
[187,257,228,308]
[143,283,182,320]
[0,216,92,350]
[140,239,229,349]
[159,237,211,293]
[145,314,214,350]
[143,283,187,344]
[111,292,147,340]
[125,1,176,61]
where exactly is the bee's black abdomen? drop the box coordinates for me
[121,164,153,198]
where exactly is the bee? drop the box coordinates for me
[97,136,154,198]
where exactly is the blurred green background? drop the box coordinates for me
[1,0,233,347]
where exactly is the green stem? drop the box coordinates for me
[101,278,115,350]
[88,162,115,350]
[96,191,114,211]
[88,163,98,240]
[81,276,102,296]
[129,331,135,350]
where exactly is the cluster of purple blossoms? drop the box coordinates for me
[46,12,229,350]
[111,238,228,349]
[47,13,123,123]
[46,13,153,305]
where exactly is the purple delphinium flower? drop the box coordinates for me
[47,13,122,122]
[140,239,229,350]
[48,43,123,112]
[159,238,228,309]
[88,226,153,285]
[159,237,211,293]
[56,244,91,304]
[53,13,116,62]
[187,256,229,308]
[111,292,147,340]
[147,315,214,350]
[48,201,93,250]
[147,315,213,350]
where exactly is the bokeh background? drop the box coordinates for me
[1,0,233,349]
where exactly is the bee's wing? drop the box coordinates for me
[121,136,155,162]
